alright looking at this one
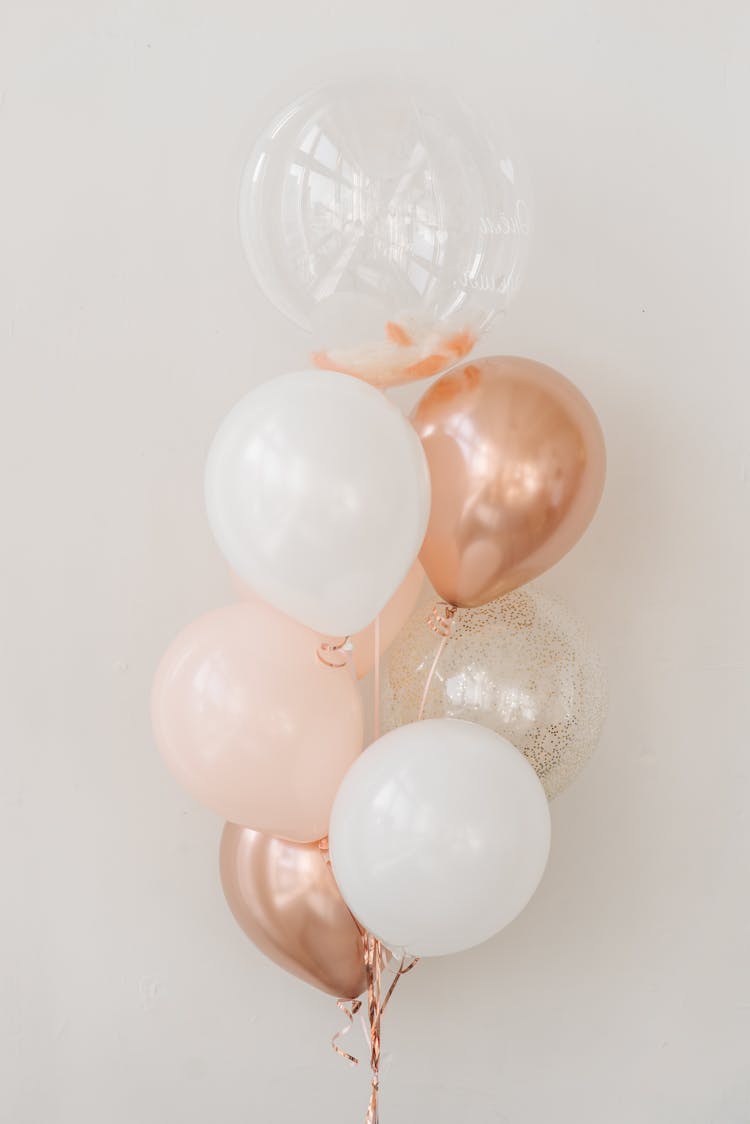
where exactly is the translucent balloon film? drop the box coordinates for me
[239,80,531,387]
[382,587,607,798]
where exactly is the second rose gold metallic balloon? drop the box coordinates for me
[220,824,367,999]
[412,356,606,608]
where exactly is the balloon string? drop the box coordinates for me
[332,610,419,1119]
[417,603,457,721]
[364,941,420,1124]
[331,997,363,1066]
[379,954,418,1018]
[365,934,382,1124]
[373,614,381,742]
[332,936,419,1123]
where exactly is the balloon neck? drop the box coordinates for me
[317,637,352,669]
[427,601,457,638]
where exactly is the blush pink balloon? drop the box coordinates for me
[229,561,424,680]
[151,602,364,842]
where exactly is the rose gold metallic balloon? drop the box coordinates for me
[412,356,606,607]
[219,823,367,999]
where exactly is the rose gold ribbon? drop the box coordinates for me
[331,996,363,1066]
[365,934,382,1124]
[332,936,419,1122]
[331,611,422,1120]
[380,954,418,1017]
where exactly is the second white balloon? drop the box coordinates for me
[329,718,552,958]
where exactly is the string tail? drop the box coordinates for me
[365,934,382,1124]
[331,997,362,1067]
[331,936,419,1120]
[363,937,419,1124]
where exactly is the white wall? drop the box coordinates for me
[2,3,749,1121]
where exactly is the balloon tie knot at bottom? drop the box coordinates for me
[427,602,457,638]
[317,636,352,669]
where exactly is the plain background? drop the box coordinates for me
[2,2,749,1121]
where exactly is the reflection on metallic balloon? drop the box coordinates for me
[220,823,367,999]
[411,356,606,608]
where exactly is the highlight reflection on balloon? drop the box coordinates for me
[382,587,607,798]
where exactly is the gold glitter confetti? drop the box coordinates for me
[381,586,607,799]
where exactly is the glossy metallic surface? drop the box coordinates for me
[412,356,606,608]
[220,823,367,999]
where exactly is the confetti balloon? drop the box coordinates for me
[239,79,531,388]
[382,587,607,798]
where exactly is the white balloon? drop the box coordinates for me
[204,369,431,637]
[329,719,551,957]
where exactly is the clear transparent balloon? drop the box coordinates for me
[382,587,608,798]
[239,80,531,386]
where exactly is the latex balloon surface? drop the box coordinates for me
[220,824,367,998]
[205,369,431,637]
[151,602,363,841]
[239,80,531,387]
[382,587,607,798]
[230,560,424,680]
[412,356,606,607]
[351,559,424,679]
[329,719,550,957]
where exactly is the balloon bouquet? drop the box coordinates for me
[151,79,607,1121]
